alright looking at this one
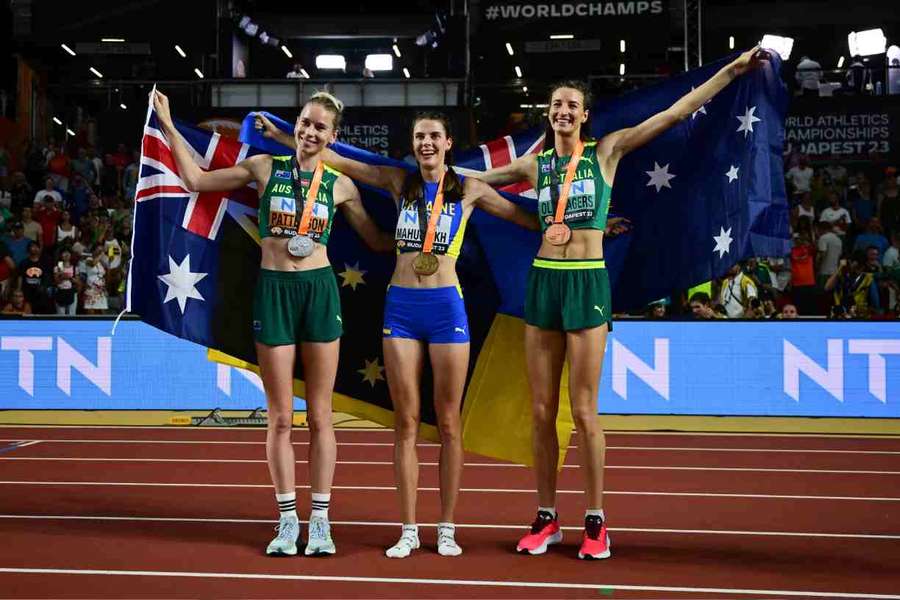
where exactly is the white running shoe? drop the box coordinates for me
[304,515,336,556]
[437,524,462,557]
[266,515,300,556]
[385,528,420,558]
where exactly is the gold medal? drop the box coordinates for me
[544,223,572,246]
[413,252,439,276]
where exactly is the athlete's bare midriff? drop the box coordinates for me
[536,228,604,260]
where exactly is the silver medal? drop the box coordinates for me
[288,234,315,257]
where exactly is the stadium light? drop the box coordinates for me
[522,86,528,93]
[393,44,401,58]
[520,104,533,108]
[514,65,522,77]
[175,44,186,58]
[102,38,125,42]
[506,42,514,56]
[281,45,293,58]
[888,45,900,63]
[365,54,393,72]
[120,103,127,110]
[848,28,886,57]
[316,55,346,70]
[194,68,204,79]
[550,34,574,40]
[300,68,309,78]
[620,39,626,53]
[66,128,75,136]
[619,63,626,75]
[52,117,63,125]
[403,67,411,78]
[89,67,103,78]
[760,34,794,60]
[729,36,735,50]
[61,43,76,56]
[837,56,845,68]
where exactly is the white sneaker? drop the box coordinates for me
[266,515,300,556]
[385,528,420,558]
[304,514,336,556]
[437,524,462,557]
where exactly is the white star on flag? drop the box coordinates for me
[713,226,734,259]
[726,165,740,182]
[645,162,676,192]
[690,87,709,119]
[736,106,761,137]
[158,254,208,314]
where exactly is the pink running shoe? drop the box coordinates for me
[578,514,611,560]
[516,510,562,555]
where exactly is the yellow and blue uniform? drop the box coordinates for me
[384,175,471,344]
[527,143,613,332]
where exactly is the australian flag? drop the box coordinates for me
[129,54,789,465]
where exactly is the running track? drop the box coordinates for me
[0,426,898,598]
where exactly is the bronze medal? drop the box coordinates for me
[413,252,439,276]
[544,223,572,246]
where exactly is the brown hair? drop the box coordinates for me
[543,80,593,149]
[400,111,463,206]
[304,91,344,131]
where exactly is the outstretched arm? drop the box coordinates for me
[467,178,540,231]
[255,112,406,199]
[602,47,767,161]
[153,90,259,192]
[470,153,538,188]
[335,176,395,253]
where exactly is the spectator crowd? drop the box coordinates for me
[0,139,137,316]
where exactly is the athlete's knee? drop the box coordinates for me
[306,411,333,436]
[571,405,602,434]
[267,410,293,436]
[436,414,461,443]
[394,413,420,442]
[531,400,558,430]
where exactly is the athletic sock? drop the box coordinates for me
[585,508,605,522]
[276,491,297,519]
[538,506,557,519]
[310,492,331,519]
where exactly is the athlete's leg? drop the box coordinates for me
[300,339,340,495]
[524,324,567,507]
[256,342,297,494]
[428,342,469,523]
[383,336,426,524]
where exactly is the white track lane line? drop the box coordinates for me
[1,425,898,441]
[0,567,896,598]
[1,514,898,540]
[2,456,898,476]
[1,438,898,454]
[0,480,898,501]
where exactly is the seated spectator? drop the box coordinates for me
[825,253,879,318]
[884,230,900,269]
[688,291,721,319]
[824,160,848,188]
[33,177,62,206]
[20,207,42,246]
[719,263,758,318]
[790,233,818,316]
[1,288,32,315]
[9,172,33,215]
[47,147,71,192]
[745,257,776,296]
[17,240,50,314]
[79,243,108,314]
[53,247,78,315]
[56,210,78,247]
[123,150,139,201]
[0,238,15,298]
[3,222,31,264]
[68,175,94,224]
[848,179,875,226]
[795,55,822,96]
[70,148,97,184]
[819,190,851,235]
[792,193,815,228]
[645,300,667,319]
[778,303,799,319]
[853,217,889,255]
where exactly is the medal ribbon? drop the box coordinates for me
[292,160,325,236]
[420,169,447,254]
[551,140,585,226]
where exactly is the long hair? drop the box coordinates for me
[401,111,463,207]
[543,79,593,151]
[304,91,344,132]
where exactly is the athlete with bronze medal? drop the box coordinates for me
[472,48,767,560]
[258,110,539,558]
[155,89,393,559]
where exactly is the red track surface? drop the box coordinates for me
[0,426,898,598]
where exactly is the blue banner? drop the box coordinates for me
[1,319,898,416]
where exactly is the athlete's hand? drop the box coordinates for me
[731,46,768,77]
[254,112,280,139]
[151,90,175,130]
[605,216,631,237]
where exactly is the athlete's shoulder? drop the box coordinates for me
[323,164,342,178]
[538,147,554,158]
